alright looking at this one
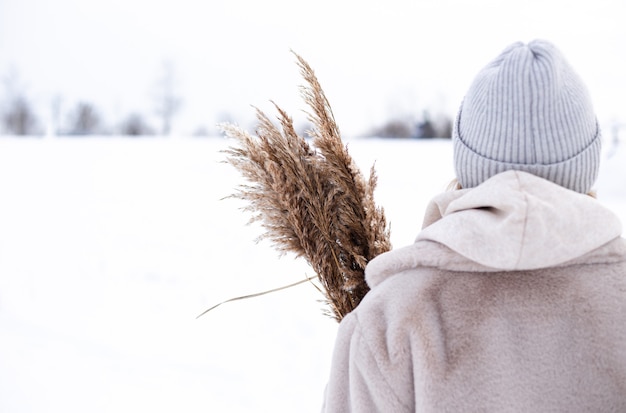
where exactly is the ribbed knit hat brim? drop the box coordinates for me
[453,40,601,193]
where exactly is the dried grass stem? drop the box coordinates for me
[220,52,391,321]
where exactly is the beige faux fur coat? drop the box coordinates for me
[322,170,626,412]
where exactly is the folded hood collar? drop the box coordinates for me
[416,170,622,271]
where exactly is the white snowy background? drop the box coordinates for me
[1,0,626,412]
[0,135,624,412]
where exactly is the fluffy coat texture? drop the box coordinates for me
[322,171,626,412]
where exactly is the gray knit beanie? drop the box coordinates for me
[453,39,601,193]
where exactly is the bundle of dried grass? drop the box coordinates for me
[219,53,391,322]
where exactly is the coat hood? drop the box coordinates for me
[367,171,623,287]
[417,170,622,270]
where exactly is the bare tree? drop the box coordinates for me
[119,113,155,136]
[50,95,63,136]
[2,97,40,135]
[1,69,41,135]
[153,60,182,135]
[607,120,624,158]
[67,101,102,135]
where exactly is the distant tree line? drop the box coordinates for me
[0,62,184,137]
[366,111,453,139]
[0,65,454,138]
[0,94,162,137]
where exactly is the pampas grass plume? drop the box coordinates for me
[220,52,391,322]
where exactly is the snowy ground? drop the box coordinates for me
[0,136,624,413]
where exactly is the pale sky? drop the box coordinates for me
[1,0,625,136]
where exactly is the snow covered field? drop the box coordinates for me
[0,136,624,412]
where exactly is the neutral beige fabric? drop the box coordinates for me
[322,171,626,412]
[418,170,622,270]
